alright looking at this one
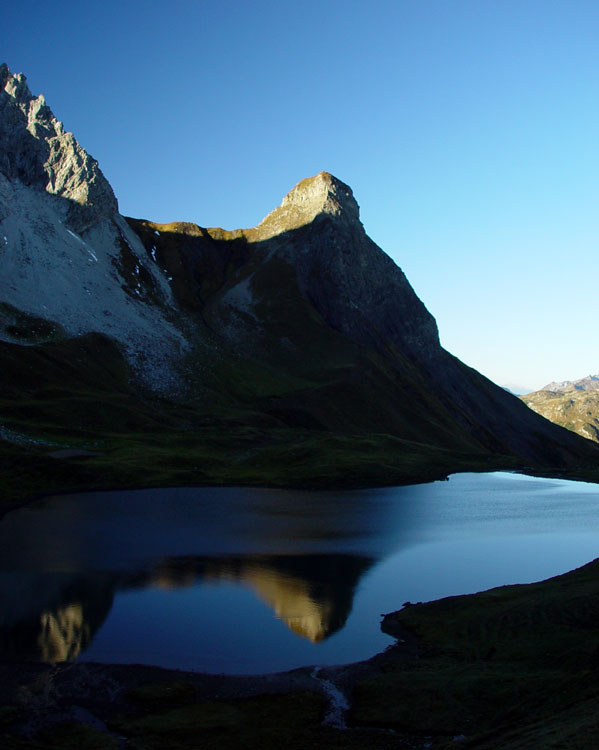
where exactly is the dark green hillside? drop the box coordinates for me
[0,325,517,512]
[353,558,599,748]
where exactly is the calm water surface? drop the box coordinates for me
[1,472,599,674]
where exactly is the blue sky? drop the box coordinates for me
[3,0,598,391]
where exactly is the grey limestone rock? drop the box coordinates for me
[252,172,441,360]
[0,64,188,393]
[251,171,361,240]
[0,63,118,224]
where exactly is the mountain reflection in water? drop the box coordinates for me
[0,571,115,663]
[0,554,371,662]
[6,474,593,673]
[166,555,370,642]
[0,485,418,666]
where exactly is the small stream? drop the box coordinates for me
[310,667,350,728]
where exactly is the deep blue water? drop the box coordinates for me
[1,472,598,674]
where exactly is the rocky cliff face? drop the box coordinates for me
[127,172,595,465]
[259,172,441,361]
[0,64,187,392]
[218,171,439,362]
[1,64,598,495]
[0,63,117,222]
[125,170,440,367]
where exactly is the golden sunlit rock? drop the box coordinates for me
[203,560,338,643]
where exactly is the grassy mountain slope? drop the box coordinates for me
[0,323,518,512]
[127,196,599,467]
[522,388,599,443]
[353,558,599,748]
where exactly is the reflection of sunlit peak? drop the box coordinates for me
[205,560,335,643]
[37,603,90,663]
[149,562,198,589]
[249,572,334,643]
[284,610,334,643]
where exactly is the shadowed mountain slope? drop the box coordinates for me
[126,174,598,469]
[0,64,597,504]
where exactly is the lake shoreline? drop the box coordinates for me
[3,559,599,747]
[0,635,417,746]
[4,458,598,523]
[3,470,599,676]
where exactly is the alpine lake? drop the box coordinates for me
[2,471,599,675]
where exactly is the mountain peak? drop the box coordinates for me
[0,63,32,102]
[0,63,118,220]
[281,171,359,217]
[251,171,361,240]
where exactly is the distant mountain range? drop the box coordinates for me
[1,63,598,505]
[521,375,599,443]
[541,375,599,393]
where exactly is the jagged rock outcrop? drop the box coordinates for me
[0,64,187,391]
[127,171,439,364]
[0,63,117,223]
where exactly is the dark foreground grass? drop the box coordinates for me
[352,558,599,748]
[4,562,599,748]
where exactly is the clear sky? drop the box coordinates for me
[3,0,598,392]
